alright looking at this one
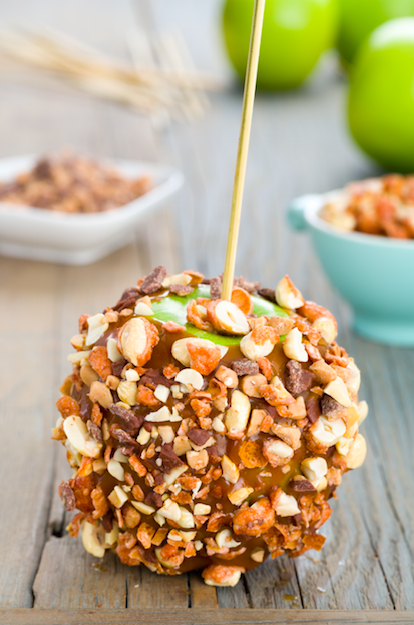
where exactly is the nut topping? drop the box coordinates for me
[270,488,300,517]
[89,381,113,409]
[107,338,123,363]
[324,377,351,407]
[171,337,227,373]
[118,317,159,367]
[301,457,328,488]
[82,521,106,558]
[162,273,192,288]
[228,487,254,506]
[134,301,154,316]
[240,329,277,361]
[207,300,250,335]
[309,416,346,448]
[344,433,367,469]
[224,390,251,439]
[85,313,109,346]
[221,455,240,484]
[240,374,268,398]
[275,276,304,309]
[263,438,294,467]
[282,328,308,362]
[63,416,102,458]
[175,368,204,391]
[202,564,245,587]
[215,365,238,388]
[309,360,337,384]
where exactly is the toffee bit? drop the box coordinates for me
[320,394,343,416]
[140,368,174,388]
[112,428,139,447]
[231,359,260,376]
[140,266,167,295]
[109,403,143,431]
[113,287,141,312]
[169,284,194,296]
[144,490,163,508]
[112,359,127,377]
[285,360,315,395]
[305,396,321,424]
[188,428,211,446]
[234,276,260,293]
[258,288,276,302]
[58,481,76,512]
[119,445,135,457]
[87,420,103,443]
[289,479,316,492]
[209,276,223,300]
[292,513,303,527]
[159,443,185,472]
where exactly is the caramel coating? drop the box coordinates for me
[54,270,367,586]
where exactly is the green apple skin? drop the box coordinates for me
[348,18,414,173]
[222,0,339,90]
[337,0,414,65]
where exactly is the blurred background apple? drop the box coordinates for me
[336,0,414,65]
[348,17,414,172]
[222,0,339,90]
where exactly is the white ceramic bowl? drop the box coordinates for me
[0,155,184,265]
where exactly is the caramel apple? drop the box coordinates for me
[53,266,367,587]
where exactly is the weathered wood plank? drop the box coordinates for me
[243,554,302,609]
[189,572,218,608]
[343,335,414,610]
[127,568,188,609]
[33,537,128,609]
[0,608,410,625]
[0,259,60,607]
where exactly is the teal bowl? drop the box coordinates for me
[288,193,414,346]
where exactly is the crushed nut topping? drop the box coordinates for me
[54,268,368,586]
[320,174,414,239]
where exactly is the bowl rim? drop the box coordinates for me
[305,189,414,249]
[0,154,184,225]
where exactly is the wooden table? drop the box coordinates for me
[0,1,413,623]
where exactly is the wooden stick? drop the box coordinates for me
[221,0,265,301]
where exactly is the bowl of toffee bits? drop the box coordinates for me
[0,151,183,265]
[288,174,414,346]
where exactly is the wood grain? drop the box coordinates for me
[0,259,59,607]
[1,609,414,625]
[0,0,412,617]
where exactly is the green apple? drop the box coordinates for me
[151,285,287,347]
[222,0,339,90]
[337,0,414,65]
[348,18,414,173]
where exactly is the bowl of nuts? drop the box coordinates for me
[0,152,184,265]
[288,174,414,346]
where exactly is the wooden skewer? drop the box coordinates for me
[221,0,265,301]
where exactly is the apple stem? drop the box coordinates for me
[221,0,266,301]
